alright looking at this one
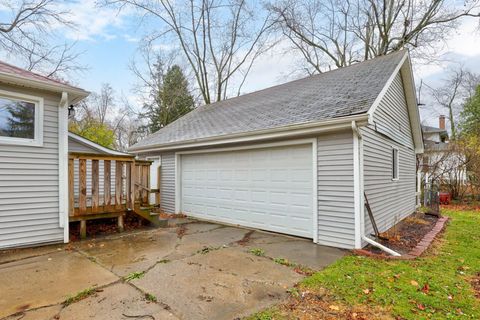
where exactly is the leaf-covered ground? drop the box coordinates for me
[248,208,480,319]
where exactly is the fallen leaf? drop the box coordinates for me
[417,303,426,311]
[448,295,453,300]
[411,280,419,286]
[329,305,340,311]
[421,283,430,294]
[362,289,370,294]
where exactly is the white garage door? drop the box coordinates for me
[180,143,314,238]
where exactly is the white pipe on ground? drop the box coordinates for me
[362,236,401,257]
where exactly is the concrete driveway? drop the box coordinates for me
[0,221,345,320]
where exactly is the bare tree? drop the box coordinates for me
[0,0,85,79]
[269,0,480,73]
[425,68,479,140]
[103,0,275,104]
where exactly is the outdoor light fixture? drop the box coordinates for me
[68,105,75,119]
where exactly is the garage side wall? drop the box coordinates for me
[159,152,176,213]
[0,84,63,249]
[362,72,416,236]
[317,131,355,249]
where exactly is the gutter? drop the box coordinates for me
[352,120,401,257]
[0,72,89,103]
[130,113,370,153]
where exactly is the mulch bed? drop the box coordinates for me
[356,211,443,258]
[373,212,439,255]
[69,212,152,241]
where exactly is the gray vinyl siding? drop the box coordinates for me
[317,131,355,249]
[371,73,413,149]
[72,160,117,207]
[160,153,176,213]
[362,71,416,236]
[69,138,102,154]
[0,84,63,249]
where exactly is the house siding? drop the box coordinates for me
[317,131,355,249]
[0,84,64,248]
[362,71,416,236]
[371,73,414,149]
[160,153,176,213]
[72,159,117,207]
[69,138,102,154]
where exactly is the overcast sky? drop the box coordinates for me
[3,1,480,127]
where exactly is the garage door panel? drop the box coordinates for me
[180,144,313,238]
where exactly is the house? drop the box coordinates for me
[0,61,159,249]
[423,115,449,151]
[0,61,89,249]
[421,115,467,190]
[130,50,424,250]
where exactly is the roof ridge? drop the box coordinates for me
[195,50,407,111]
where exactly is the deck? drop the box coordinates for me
[68,152,157,238]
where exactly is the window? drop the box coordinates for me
[392,147,399,180]
[0,91,43,146]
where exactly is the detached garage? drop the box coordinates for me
[180,142,315,238]
[130,50,424,250]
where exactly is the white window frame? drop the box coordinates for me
[0,89,44,147]
[392,146,399,181]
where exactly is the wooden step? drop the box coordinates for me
[130,207,164,227]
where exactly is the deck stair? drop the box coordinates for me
[132,205,165,227]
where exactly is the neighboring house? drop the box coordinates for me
[130,50,424,250]
[423,115,449,151]
[421,116,467,186]
[0,61,89,249]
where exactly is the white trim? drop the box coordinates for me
[174,138,319,241]
[0,71,89,104]
[174,153,180,213]
[0,89,44,147]
[352,121,363,248]
[391,146,399,181]
[366,50,424,154]
[131,114,369,153]
[312,138,319,243]
[68,132,131,156]
[400,56,424,154]
[367,52,408,120]
[359,130,365,242]
[58,92,69,243]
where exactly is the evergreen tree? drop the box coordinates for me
[460,85,480,136]
[144,64,194,133]
[6,102,35,138]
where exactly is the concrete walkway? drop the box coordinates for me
[0,222,345,320]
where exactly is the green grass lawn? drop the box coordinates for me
[251,208,480,319]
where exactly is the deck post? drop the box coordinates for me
[80,220,87,239]
[117,214,124,232]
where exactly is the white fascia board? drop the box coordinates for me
[68,132,132,156]
[58,92,69,243]
[400,56,424,154]
[0,72,89,103]
[367,51,408,120]
[131,113,370,154]
[366,50,424,154]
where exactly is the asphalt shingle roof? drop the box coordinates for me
[132,50,406,150]
[0,61,84,92]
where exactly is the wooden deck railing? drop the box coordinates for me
[68,153,152,219]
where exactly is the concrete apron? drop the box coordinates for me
[0,222,345,320]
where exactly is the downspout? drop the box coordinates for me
[351,121,401,257]
[58,92,69,243]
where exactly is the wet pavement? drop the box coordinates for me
[0,221,345,320]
